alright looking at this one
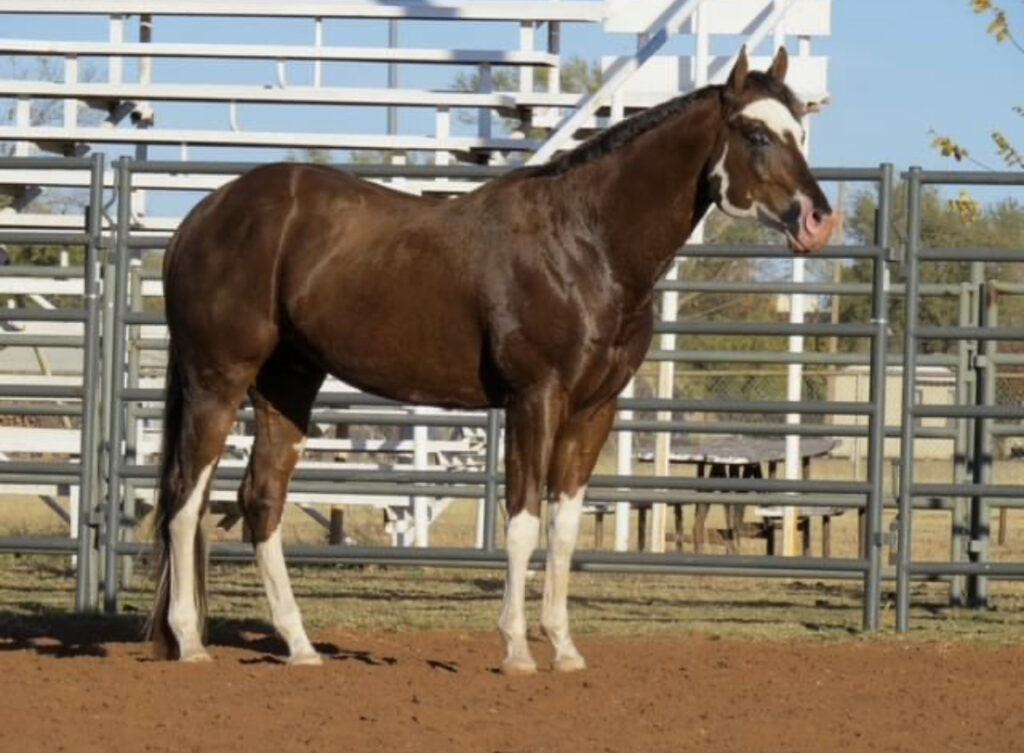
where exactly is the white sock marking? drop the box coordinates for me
[542,488,586,666]
[255,523,318,661]
[168,461,214,660]
[740,98,805,145]
[498,511,540,668]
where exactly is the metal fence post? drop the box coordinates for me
[863,162,892,631]
[968,280,995,607]
[103,156,133,613]
[950,283,973,606]
[75,152,105,612]
[121,263,143,585]
[896,167,923,632]
[483,409,501,552]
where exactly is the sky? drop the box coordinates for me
[812,0,1022,173]
[1,1,1022,199]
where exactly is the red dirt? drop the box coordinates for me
[1,629,1023,753]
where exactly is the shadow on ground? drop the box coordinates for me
[0,609,346,661]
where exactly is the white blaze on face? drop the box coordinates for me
[711,97,807,226]
[740,98,805,146]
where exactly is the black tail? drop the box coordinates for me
[145,349,208,658]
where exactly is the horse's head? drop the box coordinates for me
[709,46,836,254]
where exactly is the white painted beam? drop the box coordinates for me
[0,39,559,66]
[0,1,607,22]
[0,125,550,152]
[527,0,707,165]
[0,80,583,109]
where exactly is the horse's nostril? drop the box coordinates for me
[810,210,823,225]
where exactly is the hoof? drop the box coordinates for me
[500,657,537,676]
[179,650,213,663]
[287,651,323,667]
[552,654,587,673]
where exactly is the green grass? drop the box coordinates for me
[2,454,1024,645]
[2,552,1024,646]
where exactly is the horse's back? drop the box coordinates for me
[163,163,494,406]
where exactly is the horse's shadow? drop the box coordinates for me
[0,608,142,658]
[0,609,384,664]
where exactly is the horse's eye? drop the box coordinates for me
[744,129,772,148]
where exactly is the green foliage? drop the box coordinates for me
[669,210,786,368]
[841,184,1024,353]
[452,55,601,134]
[285,147,333,164]
[0,195,84,269]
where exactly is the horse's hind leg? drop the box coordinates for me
[237,351,325,665]
[165,388,248,662]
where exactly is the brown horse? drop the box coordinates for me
[149,47,835,673]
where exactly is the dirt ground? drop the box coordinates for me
[0,621,1021,753]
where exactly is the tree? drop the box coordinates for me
[931,1,1023,169]
[840,184,1024,353]
[452,55,602,134]
[285,147,333,164]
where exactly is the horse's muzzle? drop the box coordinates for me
[788,195,837,255]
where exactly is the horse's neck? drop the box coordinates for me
[581,98,721,297]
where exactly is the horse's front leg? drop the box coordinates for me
[542,399,617,672]
[498,382,565,676]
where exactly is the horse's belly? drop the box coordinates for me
[296,316,493,408]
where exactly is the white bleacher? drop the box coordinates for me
[0,1,832,195]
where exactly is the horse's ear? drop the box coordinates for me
[768,46,789,82]
[726,45,749,95]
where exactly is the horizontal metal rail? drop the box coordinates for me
[910,170,1024,185]
[0,265,86,278]
[919,248,1024,263]
[116,462,872,496]
[914,405,1024,419]
[912,483,1024,499]
[0,231,89,245]
[0,536,80,554]
[915,326,1024,341]
[908,562,1024,577]
[0,309,88,323]
[0,385,83,399]
[658,322,875,337]
[0,334,84,347]
[112,540,870,578]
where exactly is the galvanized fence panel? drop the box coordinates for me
[896,168,1024,631]
[0,154,105,610]
[89,159,893,630]
[0,156,901,630]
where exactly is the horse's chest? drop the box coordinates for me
[570,305,653,402]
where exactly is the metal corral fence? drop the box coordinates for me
[0,155,918,632]
[0,155,105,611]
[896,168,1024,631]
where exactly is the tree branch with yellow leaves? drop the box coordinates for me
[931,1,1024,171]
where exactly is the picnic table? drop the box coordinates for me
[628,436,844,556]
